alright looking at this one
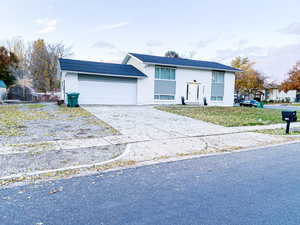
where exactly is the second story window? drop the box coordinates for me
[154,66,176,100]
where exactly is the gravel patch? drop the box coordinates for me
[0,144,126,177]
[0,103,118,145]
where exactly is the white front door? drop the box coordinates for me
[187,83,200,103]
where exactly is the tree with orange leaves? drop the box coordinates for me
[281,61,300,92]
[231,57,265,97]
[0,46,18,86]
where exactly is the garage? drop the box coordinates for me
[59,58,146,105]
[78,74,137,105]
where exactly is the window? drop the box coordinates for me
[154,95,175,100]
[155,67,176,80]
[154,66,176,100]
[211,71,224,101]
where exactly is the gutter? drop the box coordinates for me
[61,70,147,79]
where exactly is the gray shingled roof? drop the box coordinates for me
[59,58,147,78]
[129,53,241,72]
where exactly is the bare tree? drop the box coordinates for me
[47,42,73,91]
[5,37,30,81]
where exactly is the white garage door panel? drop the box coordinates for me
[78,74,137,105]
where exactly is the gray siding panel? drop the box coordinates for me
[154,80,176,95]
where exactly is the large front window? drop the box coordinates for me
[154,66,176,100]
[211,71,225,101]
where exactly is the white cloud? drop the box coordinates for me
[192,40,212,48]
[279,22,300,35]
[36,18,57,34]
[92,41,115,49]
[146,40,163,47]
[214,43,300,81]
[93,22,129,32]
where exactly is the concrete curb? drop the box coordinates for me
[2,139,300,186]
[105,139,300,173]
[0,144,132,182]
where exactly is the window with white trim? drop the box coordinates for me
[154,66,176,100]
[211,71,225,101]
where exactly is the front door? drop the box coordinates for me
[187,82,200,103]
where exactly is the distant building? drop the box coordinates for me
[262,84,297,102]
[0,80,7,102]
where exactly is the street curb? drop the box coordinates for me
[0,144,132,182]
[2,139,300,187]
[100,139,300,175]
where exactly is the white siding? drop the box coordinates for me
[63,72,79,100]
[126,56,154,105]
[268,89,297,102]
[128,59,235,106]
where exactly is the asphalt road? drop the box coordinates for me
[264,105,300,111]
[1,143,300,225]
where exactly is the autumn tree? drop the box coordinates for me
[280,61,300,92]
[28,39,72,92]
[231,56,266,97]
[28,39,51,92]
[0,46,19,86]
[165,50,180,58]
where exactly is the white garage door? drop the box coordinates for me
[78,74,137,105]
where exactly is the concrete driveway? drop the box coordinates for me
[84,106,232,139]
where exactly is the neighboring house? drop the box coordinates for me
[263,87,297,102]
[0,80,7,101]
[58,53,240,106]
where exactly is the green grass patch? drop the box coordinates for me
[156,106,292,127]
[255,128,300,135]
[26,104,45,109]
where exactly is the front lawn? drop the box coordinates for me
[156,106,291,127]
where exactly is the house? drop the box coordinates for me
[262,85,297,102]
[0,80,7,102]
[58,53,240,106]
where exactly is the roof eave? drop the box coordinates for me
[144,62,240,73]
[124,53,145,64]
[60,69,147,78]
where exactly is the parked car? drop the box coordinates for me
[240,100,259,107]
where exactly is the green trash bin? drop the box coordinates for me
[67,93,80,107]
[257,102,264,108]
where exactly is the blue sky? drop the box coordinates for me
[1,0,300,81]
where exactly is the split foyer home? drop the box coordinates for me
[58,53,240,106]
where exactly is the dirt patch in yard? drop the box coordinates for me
[0,144,126,178]
[0,103,119,145]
